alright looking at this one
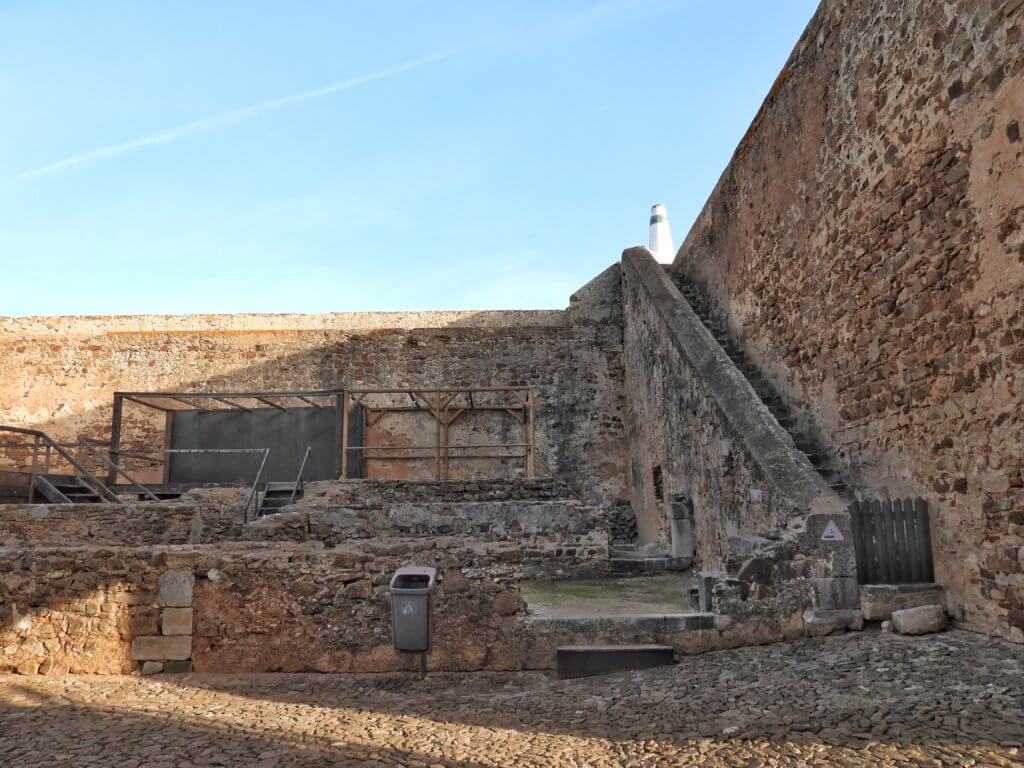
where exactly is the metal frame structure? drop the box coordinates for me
[107,386,537,484]
[342,387,536,480]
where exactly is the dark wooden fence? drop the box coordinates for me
[849,498,934,585]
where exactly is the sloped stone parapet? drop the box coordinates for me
[620,246,842,562]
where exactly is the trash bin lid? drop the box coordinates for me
[390,565,437,591]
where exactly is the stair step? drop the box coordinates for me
[265,482,298,492]
[557,645,676,679]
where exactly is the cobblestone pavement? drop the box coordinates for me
[1,630,1022,767]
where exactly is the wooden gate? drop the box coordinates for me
[849,498,934,584]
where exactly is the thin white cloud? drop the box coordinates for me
[16,1,668,183]
[17,46,464,182]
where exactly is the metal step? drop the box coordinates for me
[34,474,103,504]
[557,645,676,679]
[257,483,304,516]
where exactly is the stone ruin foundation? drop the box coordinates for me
[3,0,1024,675]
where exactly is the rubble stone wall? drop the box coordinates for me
[0,480,606,549]
[672,0,1024,641]
[0,537,610,675]
[0,289,627,505]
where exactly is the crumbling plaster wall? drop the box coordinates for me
[673,0,1024,640]
[0,296,627,505]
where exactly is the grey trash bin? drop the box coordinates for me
[390,566,436,653]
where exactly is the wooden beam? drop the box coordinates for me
[340,391,350,479]
[212,396,252,412]
[122,395,173,412]
[256,397,287,412]
[169,396,210,412]
[527,388,536,478]
[107,394,124,485]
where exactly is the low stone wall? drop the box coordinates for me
[0,492,245,548]
[298,478,578,508]
[246,499,603,546]
[1,533,867,675]
[0,481,601,549]
[0,537,608,675]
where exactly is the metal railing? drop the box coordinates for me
[136,447,272,523]
[241,449,271,523]
[77,438,161,502]
[81,444,272,521]
[289,446,312,505]
[0,425,119,503]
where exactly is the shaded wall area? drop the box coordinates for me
[0,283,627,506]
[621,248,837,564]
[673,0,1024,640]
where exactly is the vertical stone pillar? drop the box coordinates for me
[669,494,694,563]
[130,569,194,674]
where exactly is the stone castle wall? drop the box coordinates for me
[0,285,627,505]
[673,0,1024,640]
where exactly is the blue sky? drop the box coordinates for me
[0,1,818,316]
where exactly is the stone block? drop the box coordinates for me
[697,571,720,613]
[812,577,860,610]
[141,661,163,675]
[130,635,192,661]
[161,607,193,636]
[157,570,194,608]
[891,605,947,635]
[162,660,193,674]
[669,515,694,559]
[860,583,946,620]
[803,609,864,636]
[493,591,519,616]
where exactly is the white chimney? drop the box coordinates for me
[648,203,674,264]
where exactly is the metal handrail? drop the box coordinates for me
[0,425,119,503]
[289,446,312,505]
[77,438,161,502]
[242,449,271,524]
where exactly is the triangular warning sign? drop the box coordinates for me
[820,519,845,541]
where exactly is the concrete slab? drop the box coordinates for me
[522,573,695,619]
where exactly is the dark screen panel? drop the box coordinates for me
[168,406,339,484]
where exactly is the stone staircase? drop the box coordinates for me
[670,272,852,500]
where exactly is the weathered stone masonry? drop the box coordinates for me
[0,297,627,506]
[673,0,1024,641]
[621,247,839,563]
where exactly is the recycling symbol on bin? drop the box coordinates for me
[400,602,417,616]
